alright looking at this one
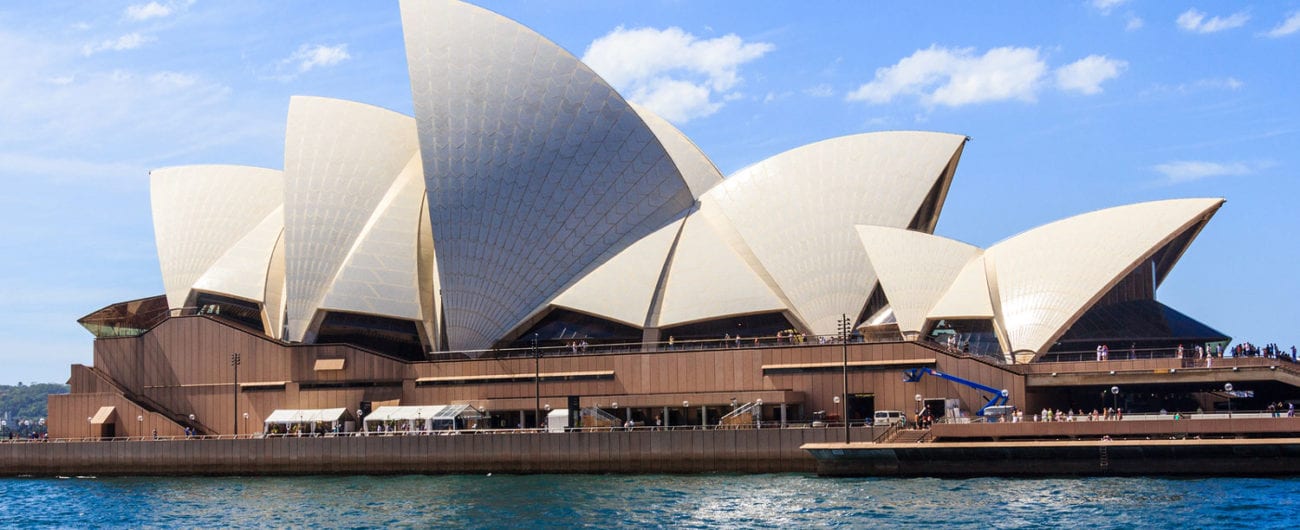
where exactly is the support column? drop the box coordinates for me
[701,406,708,428]
[780,404,788,427]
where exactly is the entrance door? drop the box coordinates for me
[848,394,875,424]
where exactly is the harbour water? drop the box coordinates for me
[2,474,1296,528]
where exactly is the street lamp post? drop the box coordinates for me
[243,412,250,436]
[683,400,690,428]
[1225,383,1234,418]
[533,333,541,430]
[231,352,241,436]
[1110,386,1120,418]
[837,313,851,443]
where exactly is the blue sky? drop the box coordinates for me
[0,0,1296,384]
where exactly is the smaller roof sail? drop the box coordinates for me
[702,131,968,335]
[150,165,284,311]
[985,198,1224,357]
[855,226,982,336]
[281,96,423,343]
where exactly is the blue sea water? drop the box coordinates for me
[1,474,1296,528]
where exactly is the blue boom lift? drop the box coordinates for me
[902,367,1010,417]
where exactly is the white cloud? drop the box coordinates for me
[1091,0,1129,16]
[1126,15,1145,31]
[845,45,1047,107]
[1152,160,1255,185]
[82,32,154,56]
[1143,77,1243,95]
[582,26,773,123]
[803,84,834,98]
[289,44,350,73]
[1056,55,1127,94]
[1176,9,1250,34]
[1264,12,1300,38]
[126,2,172,21]
[125,0,192,21]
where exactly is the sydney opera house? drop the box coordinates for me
[54,0,1285,440]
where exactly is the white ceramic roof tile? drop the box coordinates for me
[854,225,982,336]
[282,96,421,341]
[928,254,995,319]
[702,131,967,335]
[402,0,695,350]
[629,103,723,199]
[552,218,684,328]
[319,155,426,321]
[150,165,284,310]
[987,198,1224,356]
[192,205,284,304]
[657,212,788,327]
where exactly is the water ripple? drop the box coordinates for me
[1,474,1298,528]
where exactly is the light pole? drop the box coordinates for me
[1225,383,1234,418]
[243,412,250,436]
[1110,386,1120,418]
[231,352,241,436]
[837,313,851,443]
[683,400,690,428]
[533,333,541,430]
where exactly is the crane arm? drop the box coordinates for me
[903,367,1010,416]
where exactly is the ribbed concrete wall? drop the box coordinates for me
[0,428,859,476]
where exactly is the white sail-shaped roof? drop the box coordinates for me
[317,155,428,322]
[701,131,967,335]
[855,226,982,337]
[928,254,994,319]
[402,0,696,350]
[150,165,284,311]
[630,103,724,199]
[282,96,422,342]
[656,212,788,328]
[192,205,283,305]
[987,198,1224,357]
[551,218,685,328]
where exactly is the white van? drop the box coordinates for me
[873,410,905,427]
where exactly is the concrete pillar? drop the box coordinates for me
[701,406,707,427]
[663,406,670,428]
[780,404,788,427]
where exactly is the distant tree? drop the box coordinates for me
[0,383,69,423]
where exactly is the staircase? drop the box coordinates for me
[884,428,931,444]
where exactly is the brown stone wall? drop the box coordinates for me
[0,428,852,476]
[66,315,1025,436]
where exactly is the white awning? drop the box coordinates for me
[364,405,484,423]
[263,408,349,424]
[365,405,447,423]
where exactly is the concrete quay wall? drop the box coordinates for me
[0,428,853,476]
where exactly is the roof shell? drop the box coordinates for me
[281,96,423,342]
[986,198,1224,356]
[855,225,982,336]
[401,0,696,350]
[701,131,967,335]
[150,164,283,311]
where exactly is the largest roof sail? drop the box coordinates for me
[401,0,696,350]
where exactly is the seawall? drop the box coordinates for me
[804,438,1300,477]
[0,428,854,476]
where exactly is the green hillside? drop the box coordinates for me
[0,382,69,424]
